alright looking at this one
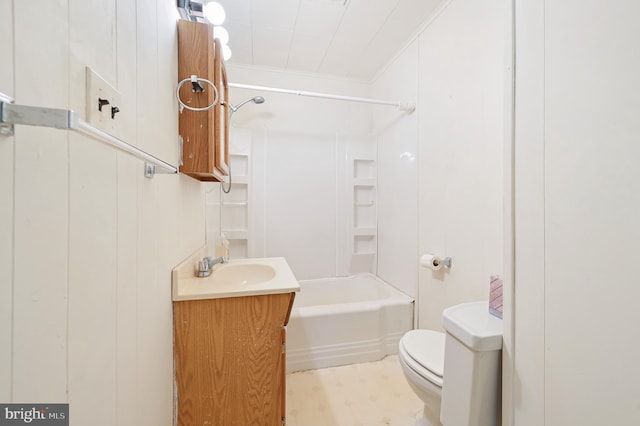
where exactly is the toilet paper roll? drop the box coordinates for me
[420,254,443,271]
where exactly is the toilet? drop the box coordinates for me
[398,301,503,426]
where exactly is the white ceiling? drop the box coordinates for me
[215,0,444,81]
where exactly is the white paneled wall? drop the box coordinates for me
[372,41,419,300]
[115,154,140,425]
[1,1,205,425]
[416,0,505,330]
[13,0,70,404]
[265,130,338,279]
[370,0,505,329]
[514,1,640,424]
[512,0,545,423]
[0,0,14,404]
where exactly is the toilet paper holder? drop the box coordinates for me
[420,254,453,270]
[435,257,452,269]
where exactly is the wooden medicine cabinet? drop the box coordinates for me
[177,20,229,181]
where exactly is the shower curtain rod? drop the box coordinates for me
[228,82,416,113]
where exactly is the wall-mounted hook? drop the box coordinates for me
[191,75,205,93]
[111,106,120,119]
[98,98,110,112]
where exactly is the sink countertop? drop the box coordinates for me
[172,246,300,301]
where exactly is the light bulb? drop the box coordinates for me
[222,44,232,61]
[213,26,229,44]
[204,1,225,25]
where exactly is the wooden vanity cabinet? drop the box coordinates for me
[177,20,229,181]
[173,292,295,426]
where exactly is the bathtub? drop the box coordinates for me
[286,273,414,373]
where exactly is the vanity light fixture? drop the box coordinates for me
[177,0,226,25]
[177,0,205,22]
[213,26,229,44]
[204,1,225,25]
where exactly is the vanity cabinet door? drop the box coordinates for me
[213,39,229,178]
[174,292,295,426]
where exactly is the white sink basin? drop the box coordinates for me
[172,249,300,301]
[210,263,276,286]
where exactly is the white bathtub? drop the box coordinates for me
[286,273,414,373]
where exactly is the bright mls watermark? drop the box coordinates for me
[0,404,68,425]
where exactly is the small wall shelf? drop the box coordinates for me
[353,178,376,187]
[353,227,377,236]
[231,175,249,185]
[221,230,249,240]
[354,235,376,254]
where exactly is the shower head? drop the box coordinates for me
[228,96,265,115]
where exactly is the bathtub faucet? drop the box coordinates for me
[197,256,226,277]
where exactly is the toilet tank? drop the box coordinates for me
[440,302,503,426]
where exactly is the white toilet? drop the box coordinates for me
[398,301,503,426]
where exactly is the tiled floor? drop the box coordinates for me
[286,355,423,426]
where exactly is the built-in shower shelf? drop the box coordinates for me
[349,152,377,274]
[353,178,376,187]
[353,227,376,236]
[221,201,248,207]
[218,151,252,259]
[232,176,249,185]
[221,230,248,240]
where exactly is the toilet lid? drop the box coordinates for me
[401,329,445,378]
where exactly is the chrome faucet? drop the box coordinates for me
[198,256,226,277]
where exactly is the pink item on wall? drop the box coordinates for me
[489,275,503,319]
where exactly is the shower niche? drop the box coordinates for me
[204,128,254,261]
[220,153,250,258]
[349,153,377,273]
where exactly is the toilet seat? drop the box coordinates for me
[399,329,445,387]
